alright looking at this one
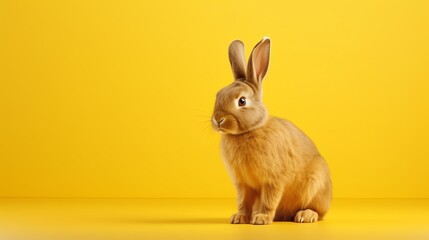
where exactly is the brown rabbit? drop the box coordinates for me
[212,37,332,225]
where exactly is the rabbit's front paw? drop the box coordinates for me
[230,213,249,224]
[294,209,319,223]
[250,214,272,225]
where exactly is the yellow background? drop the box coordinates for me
[0,0,428,198]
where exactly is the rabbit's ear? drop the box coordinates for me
[247,37,271,88]
[228,40,247,81]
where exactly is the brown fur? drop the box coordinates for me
[212,38,332,225]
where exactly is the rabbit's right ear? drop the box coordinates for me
[247,37,271,89]
[228,40,247,81]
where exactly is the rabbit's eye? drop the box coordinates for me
[238,97,246,107]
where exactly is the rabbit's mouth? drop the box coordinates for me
[212,122,230,135]
[214,124,226,134]
[215,124,239,135]
[218,128,227,134]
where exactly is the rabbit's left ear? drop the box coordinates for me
[247,37,271,88]
[228,40,247,81]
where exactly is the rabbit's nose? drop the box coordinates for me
[212,116,225,128]
[217,118,225,125]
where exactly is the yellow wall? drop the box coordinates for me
[0,0,428,198]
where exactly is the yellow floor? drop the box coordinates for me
[0,198,428,240]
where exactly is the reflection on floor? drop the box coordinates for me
[0,198,428,240]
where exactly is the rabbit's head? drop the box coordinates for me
[212,37,271,135]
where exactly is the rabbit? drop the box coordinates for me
[211,37,332,225]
